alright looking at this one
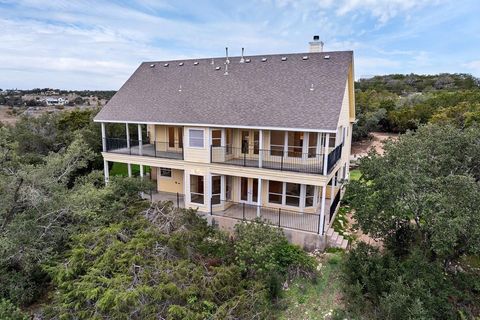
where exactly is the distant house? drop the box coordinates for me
[94,36,355,250]
[44,97,68,106]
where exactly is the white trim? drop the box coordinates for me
[323,133,330,175]
[126,124,130,149]
[101,123,106,152]
[319,185,327,234]
[257,178,262,217]
[93,119,337,134]
[137,124,143,156]
[103,159,109,184]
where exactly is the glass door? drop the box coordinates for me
[240,177,258,204]
[241,130,259,155]
[167,127,183,152]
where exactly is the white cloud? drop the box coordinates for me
[463,61,480,75]
[336,0,443,24]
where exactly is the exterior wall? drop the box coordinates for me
[209,215,327,251]
[183,126,210,163]
[157,168,184,194]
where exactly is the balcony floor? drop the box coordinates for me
[108,144,183,160]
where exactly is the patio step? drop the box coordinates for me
[326,228,335,237]
[326,228,349,250]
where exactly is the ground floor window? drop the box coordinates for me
[190,175,204,204]
[160,167,172,177]
[268,181,316,208]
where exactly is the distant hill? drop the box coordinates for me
[356,73,479,94]
[353,73,480,140]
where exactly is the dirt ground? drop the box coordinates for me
[0,106,18,125]
[351,132,399,158]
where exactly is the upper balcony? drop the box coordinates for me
[211,143,342,175]
[105,138,183,160]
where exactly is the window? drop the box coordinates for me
[189,129,204,148]
[270,131,285,156]
[226,129,233,154]
[226,176,232,200]
[212,130,221,147]
[308,133,318,158]
[241,131,249,153]
[288,132,303,157]
[268,181,315,208]
[285,183,301,207]
[305,185,315,207]
[268,181,283,204]
[329,133,336,148]
[190,175,204,204]
[160,168,172,177]
[253,131,259,154]
[212,176,221,205]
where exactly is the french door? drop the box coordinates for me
[241,130,259,155]
[240,177,258,204]
[167,127,183,151]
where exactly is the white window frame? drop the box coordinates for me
[267,181,317,210]
[188,128,205,148]
[190,174,205,204]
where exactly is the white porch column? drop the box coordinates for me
[103,160,109,184]
[127,163,132,177]
[220,175,226,201]
[319,184,327,234]
[139,165,144,179]
[323,133,330,175]
[101,123,106,152]
[126,124,130,149]
[138,124,143,156]
[258,130,263,168]
[256,178,262,217]
[331,172,335,202]
[206,173,212,214]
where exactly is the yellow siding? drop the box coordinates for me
[183,126,210,163]
[157,168,184,194]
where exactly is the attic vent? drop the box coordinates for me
[193,61,199,65]
[324,55,330,60]
[245,58,251,63]
[281,57,287,61]
[215,66,221,70]
[164,63,169,67]
[178,62,184,66]
[150,64,155,68]
[261,57,267,62]
[302,56,309,60]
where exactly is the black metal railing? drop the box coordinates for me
[326,143,343,173]
[212,200,322,234]
[328,190,341,225]
[211,146,324,175]
[104,138,183,160]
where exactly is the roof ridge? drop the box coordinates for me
[143,50,352,64]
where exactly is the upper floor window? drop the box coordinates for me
[212,129,222,147]
[189,129,204,148]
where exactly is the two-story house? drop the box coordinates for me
[94,37,355,250]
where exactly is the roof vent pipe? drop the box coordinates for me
[224,47,229,75]
[239,47,245,63]
[309,35,324,53]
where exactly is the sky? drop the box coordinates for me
[0,0,479,90]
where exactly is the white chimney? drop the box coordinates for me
[309,35,324,53]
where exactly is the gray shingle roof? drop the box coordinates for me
[94,50,353,131]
